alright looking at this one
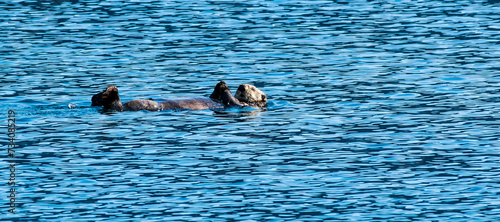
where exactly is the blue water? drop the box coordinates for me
[1,0,500,221]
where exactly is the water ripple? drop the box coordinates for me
[1,0,500,221]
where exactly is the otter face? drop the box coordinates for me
[235,84,267,107]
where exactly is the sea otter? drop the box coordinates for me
[91,81,266,111]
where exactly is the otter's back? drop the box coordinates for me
[123,99,162,111]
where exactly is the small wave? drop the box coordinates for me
[14,104,100,118]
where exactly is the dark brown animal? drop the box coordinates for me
[92,81,249,111]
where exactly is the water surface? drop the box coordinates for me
[1,0,500,221]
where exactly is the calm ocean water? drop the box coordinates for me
[1,0,500,221]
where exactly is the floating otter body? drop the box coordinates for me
[91,81,267,112]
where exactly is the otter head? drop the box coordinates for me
[210,81,247,107]
[235,84,267,107]
[92,85,123,111]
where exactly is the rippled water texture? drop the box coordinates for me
[1,0,500,221]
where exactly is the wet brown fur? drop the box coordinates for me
[92,81,242,112]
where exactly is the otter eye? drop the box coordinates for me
[261,95,266,100]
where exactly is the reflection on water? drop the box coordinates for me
[1,0,500,221]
